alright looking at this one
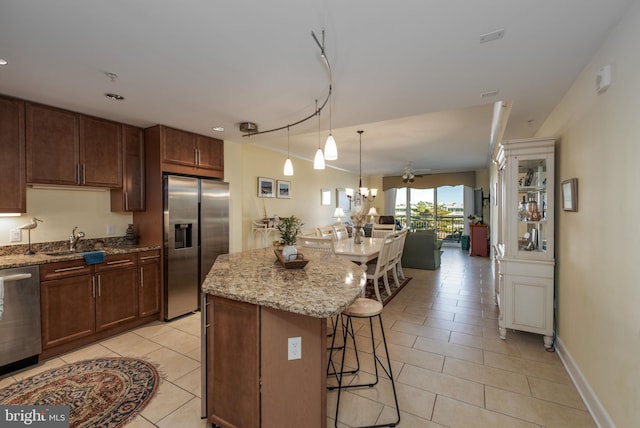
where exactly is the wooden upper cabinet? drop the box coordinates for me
[26,103,79,186]
[195,134,224,173]
[0,96,26,213]
[162,126,197,167]
[80,115,122,188]
[26,102,123,188]
[149,125,224,178]
[111,124,145,211]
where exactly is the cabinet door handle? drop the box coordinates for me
[197,149,201,165]
[54,266,85,273]
[82,164,86,185]
[140,255,160,261]
[92,276,96,299]
[76,163,81,185]
[97,275,101,297]
[194,148,198,166]
[125,191,129,211]
[140,267,144,287]
[106,259,131,265]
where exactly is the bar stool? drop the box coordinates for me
[327,297,400,428]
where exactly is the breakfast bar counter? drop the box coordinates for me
[201,248,365,428]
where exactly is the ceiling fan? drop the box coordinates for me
[401,163,429,184]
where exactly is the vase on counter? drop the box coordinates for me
[282,245,298,261]
[353,225,365,244]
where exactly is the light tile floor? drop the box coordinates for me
[0,247,594,427]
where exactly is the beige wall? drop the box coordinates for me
[536,2,640,426]
[234,143,365,250]
[0,188,132,246]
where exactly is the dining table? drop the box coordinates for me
[332,236,386,269]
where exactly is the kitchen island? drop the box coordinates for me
[201,247,366,428]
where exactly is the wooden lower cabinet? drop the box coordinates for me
[95,267,138,331]
[40,273,96,349]
[40,250,160,356]
[138,250,161,317]
[204,295,326,428]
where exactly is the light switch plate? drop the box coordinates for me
[106,224,115,235]
[10,229,21,242]
[288,337,301,360]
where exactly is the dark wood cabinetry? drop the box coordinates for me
[40,250,160,358]
[138,250,161,317]
[79,115,122,187]
[26,103,79,186]
[26,103,122,188]
[204,295,325,428]
[0,96,26,213]
[95,254,138,331]
[111,124,145,211]
[146,125,224,178]
[40,259,96,349]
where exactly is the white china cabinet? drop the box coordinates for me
[495,137,555,348]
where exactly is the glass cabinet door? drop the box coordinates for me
[516,158,548,254]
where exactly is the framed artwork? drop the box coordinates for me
[258,177,275,198]
[561,178,578,211]
[336,188,351,212]
[321,188,331,206]
[277,180,291,199]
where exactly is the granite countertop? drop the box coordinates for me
[0,244,161,269]
[202,248,366,318]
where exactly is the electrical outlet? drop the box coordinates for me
[10,229,21,242]
[106,224,115,235]
[288,337,301,360]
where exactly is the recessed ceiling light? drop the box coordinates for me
[104,93,125,101]
[212,126,224,132]
[0,58,7,66]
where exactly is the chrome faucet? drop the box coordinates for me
[70,227,85,251]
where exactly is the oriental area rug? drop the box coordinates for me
[365,276,412,305]
[0,357,159,428]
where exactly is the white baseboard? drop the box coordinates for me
[555,337,615,428]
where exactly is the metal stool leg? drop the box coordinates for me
[330,312,400,428]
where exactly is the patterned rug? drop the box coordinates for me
[0,357,159,428]
[364,276,412,305]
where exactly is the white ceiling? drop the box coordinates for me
[0,0,632,177]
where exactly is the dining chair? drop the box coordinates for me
[365,237,394,303]
[332,224,349,241]
[393,228,408,280]
[371,223,395,239]
[298,235,334,254]
[387,229,408,288]
[316,226,335,238]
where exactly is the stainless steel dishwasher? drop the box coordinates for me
[0,265,41,374]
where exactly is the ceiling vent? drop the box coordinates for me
[479,29,505,44]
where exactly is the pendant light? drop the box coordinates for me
[323,85,338,160]
[283,125,294,176]
[313,100,325,170]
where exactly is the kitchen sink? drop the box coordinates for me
[45,250,82,257]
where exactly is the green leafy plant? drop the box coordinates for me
[276,215,303,246]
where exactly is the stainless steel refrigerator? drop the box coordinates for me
[164,175,229,320]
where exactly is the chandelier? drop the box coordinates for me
[346,130,377,203]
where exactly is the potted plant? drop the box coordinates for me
[276,215,303,260]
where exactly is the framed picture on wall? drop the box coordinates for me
[336,188,351,212]
[321,188,331,206]
[561,178,578,211]
[277,180,291,199]
[258,177,275,198]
